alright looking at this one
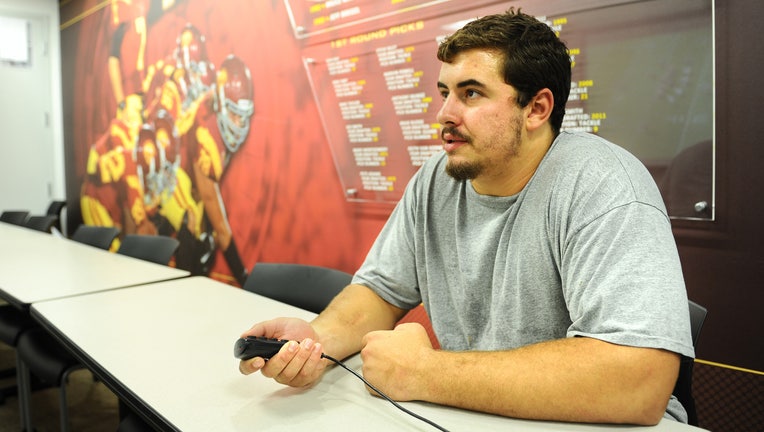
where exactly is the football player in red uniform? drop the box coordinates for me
[133,110,182,230]
[108,0,180,137]
[144,23,214,125]
[80,118,159,249]
[172,54,253,285]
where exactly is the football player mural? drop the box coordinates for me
[133,109,181,232]
[80,117,159,250]
[65,1,382,287]
[178,55,254,284]
[81,6,254,285]
[165,54,253,285]
[144,23,214,125]
[79,0,179,249]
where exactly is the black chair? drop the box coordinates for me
[117,234,180,265]
[0,304,39,408]
[10,225,116,430]
[70,224,120,250]
[673,299,708,426]
[46,200,67,233]
[16,327,82,431]
[0,210,29,226]
[24,215,59,233]
[0,210,54,409]
[242,263,352,313]
[18,232,180,432]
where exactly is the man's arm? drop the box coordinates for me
[362,326,680,426]
[313,284,408,360]
[242,284,408,387]
[193,163,232,251]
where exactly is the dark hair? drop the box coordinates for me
[437,8,571,135]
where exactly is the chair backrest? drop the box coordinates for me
[70,225,120,250]
[1,210,30,226]
[688,300,707,346]
[243,263,352,314]
[116,234,180,265]
[25,215,59,233]
[46,200,67,233]
[673,299,708,426]
[46,200,66,217]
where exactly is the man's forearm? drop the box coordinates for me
[193,163,232,250]
[413,337,680,425]
[312,284,407,361]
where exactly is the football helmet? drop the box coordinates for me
[152,109,180,167]
[174,24,213,105]
[134,110,180,206]
[214,55,254,153]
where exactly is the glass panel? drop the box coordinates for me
[299,0,715,220]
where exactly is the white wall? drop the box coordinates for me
[0,0,64,214]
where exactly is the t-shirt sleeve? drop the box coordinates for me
[562,201,695,358]
[351,171,423,310]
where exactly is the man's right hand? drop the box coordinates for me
[238,317,328,388]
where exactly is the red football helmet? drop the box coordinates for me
[214,55,254,153]
[174,24,213,103]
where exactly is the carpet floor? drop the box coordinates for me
[0,341,120,432]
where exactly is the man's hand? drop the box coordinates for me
[360,322,435,401]
[238,318,327,387]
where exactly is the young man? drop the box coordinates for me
[239,9,694,425]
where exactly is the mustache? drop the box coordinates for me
[441,126,470,143]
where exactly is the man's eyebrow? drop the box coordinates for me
[437,79,487,90]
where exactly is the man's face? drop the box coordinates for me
[436,49,524,183]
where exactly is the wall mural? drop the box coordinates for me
[60,0,712,286]
[60,0,386,285]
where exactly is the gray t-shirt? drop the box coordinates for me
[353,131,694,421]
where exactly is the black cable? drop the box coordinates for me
[321,354,450,432]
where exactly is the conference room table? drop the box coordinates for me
[0,220,189,430]
[0,221,189,308]
[30,276,708,432]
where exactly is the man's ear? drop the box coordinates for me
[526,88,554,132]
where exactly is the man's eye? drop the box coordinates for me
[465,89,480,99]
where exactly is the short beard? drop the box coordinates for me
[442,125,481,180]
[445,159,482,181]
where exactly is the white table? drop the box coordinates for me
[0,221,189,430]
[31,277,708,432]
[0,222,189,307]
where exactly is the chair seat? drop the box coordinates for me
[16,327,81,385]
[0,305,38,346]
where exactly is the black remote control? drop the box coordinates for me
[234,336,291,360]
